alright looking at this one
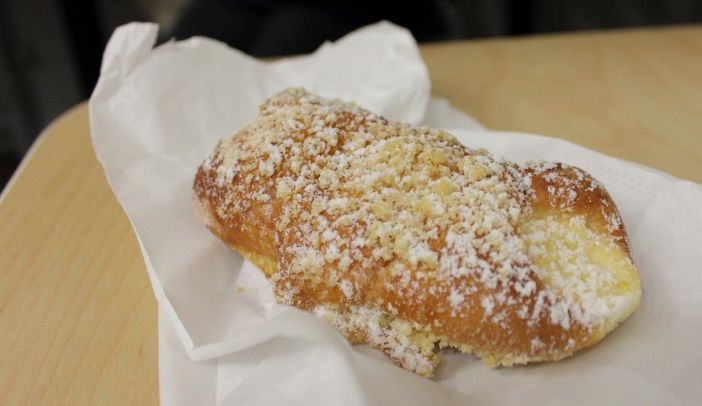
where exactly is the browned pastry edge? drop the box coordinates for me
[192,88,641,376]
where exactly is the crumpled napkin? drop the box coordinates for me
[90,22,702,405]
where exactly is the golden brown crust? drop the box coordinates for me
[192,88,641,376]
[526,163,630,252]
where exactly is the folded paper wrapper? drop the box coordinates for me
[89,22,702,405]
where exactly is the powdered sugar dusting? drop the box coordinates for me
[314,305,439,376]
[194,88,640,375]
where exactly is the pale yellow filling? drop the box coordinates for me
[520,213,641,338]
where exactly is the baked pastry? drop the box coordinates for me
[193,88,641,377]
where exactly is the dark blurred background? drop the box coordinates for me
[1,0,701,190]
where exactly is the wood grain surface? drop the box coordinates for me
[1,25,700,404]
[0,105,158,405]
[421,25,702,183]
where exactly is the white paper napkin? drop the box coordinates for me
[90,22,702,405]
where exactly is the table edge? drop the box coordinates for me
[0,102,88,205]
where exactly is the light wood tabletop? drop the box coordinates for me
[1,25,700,404]
[421,25,702,183]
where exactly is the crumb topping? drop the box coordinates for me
[314,305,440,377]
[196,88,638,369]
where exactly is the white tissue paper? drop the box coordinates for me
[89,22,702,405]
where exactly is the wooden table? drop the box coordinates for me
[1,26,700,404]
